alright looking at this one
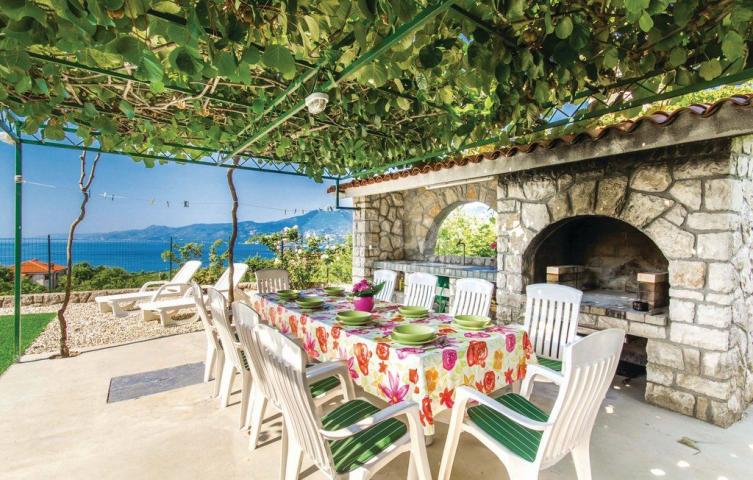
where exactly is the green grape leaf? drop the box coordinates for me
[262,45,296,79]
[721,31,744,60]
[555,17,573,39]
[699,59,722,80]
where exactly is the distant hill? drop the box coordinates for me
[76,209,353,243]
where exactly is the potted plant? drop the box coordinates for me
[351,279,384,312]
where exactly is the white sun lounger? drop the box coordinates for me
[94,260,202,317]
[139,263,248,327]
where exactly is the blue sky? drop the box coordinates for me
[0,142,347,237]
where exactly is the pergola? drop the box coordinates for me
[2,1,752,357]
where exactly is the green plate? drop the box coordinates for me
[451,321,486,331]
[390,334,436,346]
[453,315,491,328]
[297,296,324,304]
[399,306,428,316]
[339,319,371,326]
[323,287,345,296]
[297,301,325,308]
[392,324,434,342]
[337,310,371,321]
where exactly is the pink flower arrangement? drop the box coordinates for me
[352,279,385,298]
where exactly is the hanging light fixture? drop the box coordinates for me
[305,92,329,114]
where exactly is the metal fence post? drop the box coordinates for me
[46,234,52,292]
[13,135,22,358]
[169,236,173,277]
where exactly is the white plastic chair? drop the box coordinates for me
[255,268,290,293]
[139,263,248,326]
[524,283,583,374]
[233,302,351,450]
[254,322,432,480]
[208,287,252,428]
[403,272,438,311]
[95,260,201,316]
[449,278,494,317]
[439,328,625,480]
[192,282,223,395]
[374,269,398,302]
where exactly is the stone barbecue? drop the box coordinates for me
[335,96,753,428]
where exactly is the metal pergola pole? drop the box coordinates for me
[13,124,22,358]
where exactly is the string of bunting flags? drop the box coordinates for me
[21,178,339,214]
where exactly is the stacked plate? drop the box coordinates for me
[336,310,372,326]
[277,289,300,301]
[296,296,325,311]
[398,306,429,319]
[390,325,436,346]
[452,315,492,331]
[323,286,345,297]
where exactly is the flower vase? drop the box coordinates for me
[353,295,375,313]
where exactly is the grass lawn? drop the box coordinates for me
[0,312,56,375]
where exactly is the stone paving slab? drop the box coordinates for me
[107,362,204,403]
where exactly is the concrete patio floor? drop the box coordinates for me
[1,332,751,480]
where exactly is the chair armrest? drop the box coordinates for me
[520,364,565,398]
[150,282,191,301]
[140,280,167,292]
[320,400,420,441]
[305,360,354,401]
[454,386,550,431]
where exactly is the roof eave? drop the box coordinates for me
[338,95,753,198]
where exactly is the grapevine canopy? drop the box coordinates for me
[0,0,751,180]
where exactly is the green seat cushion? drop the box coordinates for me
[537,356,562,372]
[322,399,408,474]
[309,376,341,398]
[467,393,549,462]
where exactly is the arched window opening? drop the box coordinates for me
[434,202,496,258]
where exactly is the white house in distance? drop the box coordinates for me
[13,259,67,289]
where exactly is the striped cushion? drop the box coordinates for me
[322,399,408,473]
[467,393,549,462]
[309,376,340,398]
[537,356,562,372]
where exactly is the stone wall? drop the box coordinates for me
[494,138,751,427]
[402,180,496,259]
[0,288,138,308]
[0,282,258,309]
[352,180,497,282]
[730,135,753,412]
[352,192,405,282]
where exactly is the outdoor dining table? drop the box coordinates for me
[250,288,536,437]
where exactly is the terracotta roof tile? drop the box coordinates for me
[331,93,753,192]
[13,259,66,274]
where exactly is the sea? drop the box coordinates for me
[0,238,273,273]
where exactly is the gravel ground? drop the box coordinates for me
[1,302,203,355]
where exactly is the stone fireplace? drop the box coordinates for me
[340,100,753,428]
[526,215,669,292]
[494,139,751,427]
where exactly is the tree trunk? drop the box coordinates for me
[226,158,239,305]
[57,150,100,358]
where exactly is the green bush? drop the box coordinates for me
[249,227,352,289]
[435,205,497,258]
[0,267,47,295]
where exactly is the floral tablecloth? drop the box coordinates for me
[250,289,535,436]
